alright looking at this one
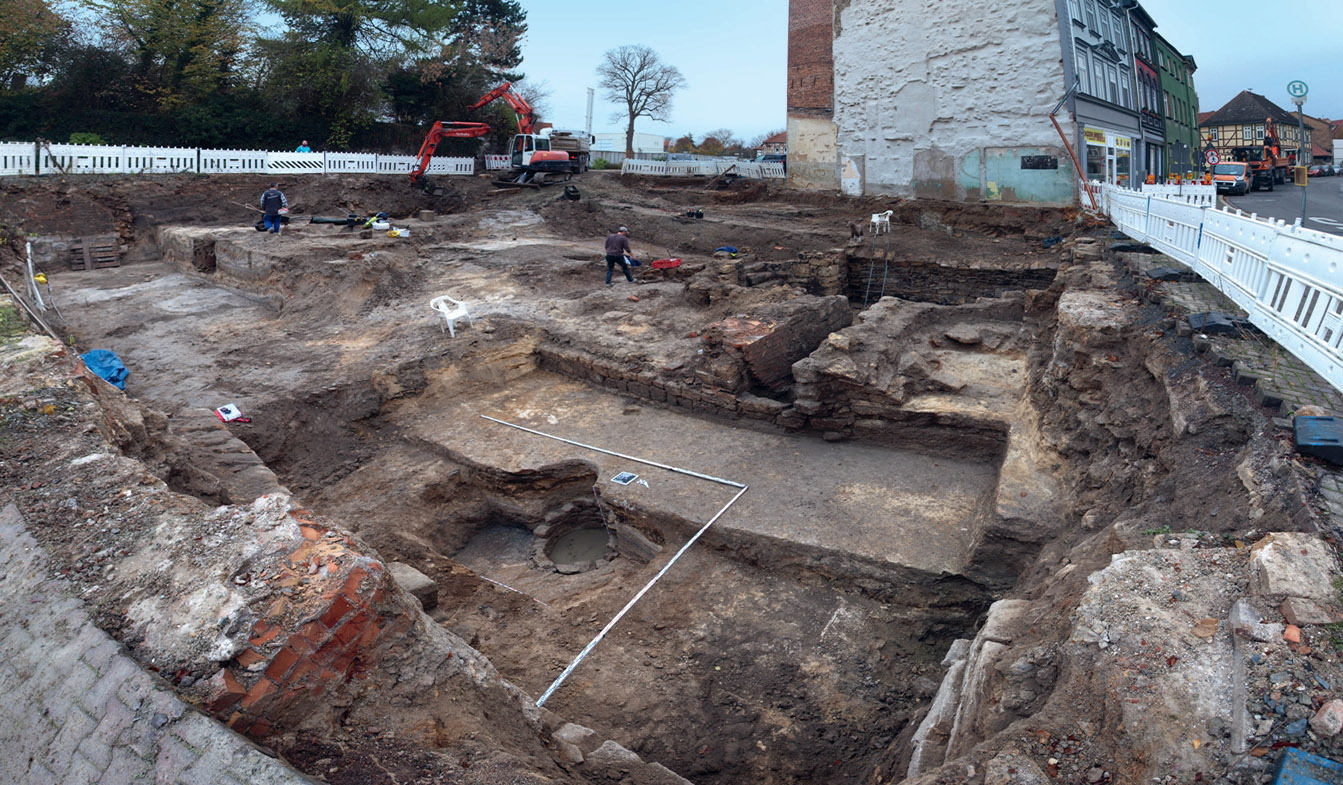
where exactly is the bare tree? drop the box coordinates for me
[747,128,785,150]
[596,44,686,157]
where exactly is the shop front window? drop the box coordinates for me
[1086,143,1105,181]
[1116,147,1131,186]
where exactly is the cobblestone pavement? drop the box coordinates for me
[0,504,315,785]
[1124,250,1343,524]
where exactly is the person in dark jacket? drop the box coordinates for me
[260,183,288,234]
[604,226,636,286]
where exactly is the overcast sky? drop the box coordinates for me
[1136,0,1340,118]
[515,1,787,143]
[515,0,1340,145]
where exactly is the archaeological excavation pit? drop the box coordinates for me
[11,172,1276,785]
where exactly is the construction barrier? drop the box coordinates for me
[1097,181,1343,394]
[0,142,37,176]
[620,159,785,180]
[0,142,478,177]
[199,149,269,174]
[485,155,512,170]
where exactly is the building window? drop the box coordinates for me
[1068,0,1081,23]
[1093,59,1107,101]
[1084,0,1097,30]
[1210,128,1218,141]
[1257,124,1265,140]
[1075,46,1090,94]
[1119,72,1131,110]
[1242,125,1253,141]
[1108,63,1121,106]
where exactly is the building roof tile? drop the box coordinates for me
[1200,90,1298,127]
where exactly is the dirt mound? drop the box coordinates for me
[0,174,474,258]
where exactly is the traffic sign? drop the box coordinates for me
[1205,149,1220,165]
[1288,80,1309,98]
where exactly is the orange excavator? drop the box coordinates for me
[1230,117,1293,191]
[410,82,592,191]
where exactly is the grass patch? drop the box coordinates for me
[0,303,29,340]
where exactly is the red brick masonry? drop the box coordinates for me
[204,514,415,739]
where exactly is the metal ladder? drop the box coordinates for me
[862,228,893,307]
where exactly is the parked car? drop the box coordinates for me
[1308,165,1325,178]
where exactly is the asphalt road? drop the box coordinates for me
[1225,176,1343,238]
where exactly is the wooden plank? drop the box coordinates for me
[69,235,121,270]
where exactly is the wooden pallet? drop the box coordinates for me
[69,235,122,270]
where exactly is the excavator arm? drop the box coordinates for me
[409,121,492,190]
[409,82,550,191]
[468,82,545,135]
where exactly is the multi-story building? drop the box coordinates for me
[1302,114,1335,166]
[1199,91,1309,171]
[1127,5,1165,181]
[784,0,1196,202]
[1153,33,1199,179]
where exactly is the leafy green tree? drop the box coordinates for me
[0,0,68,88]
[438,0,525,78]
[262,0,458,58]
[82,0,255,108]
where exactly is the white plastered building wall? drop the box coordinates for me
[832,0,1076,203]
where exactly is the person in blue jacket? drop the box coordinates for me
[260,183,288,234]
[295,140,312,152]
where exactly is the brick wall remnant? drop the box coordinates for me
[0,504,314,785]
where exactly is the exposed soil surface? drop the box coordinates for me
[0,171,1335,785]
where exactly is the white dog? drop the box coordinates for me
[870,209,893,235]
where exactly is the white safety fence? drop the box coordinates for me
[620,159,785,179]
[1097,181,1343,394]
[0,142,37,176]
[3,142,476,177]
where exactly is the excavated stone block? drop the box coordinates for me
[388,563,437,611]
[985,749,1051,785]
[979,599,1030,644]
[1250,533,1340,602]
[1281,597,1341,626]
[1310,700,1343,738]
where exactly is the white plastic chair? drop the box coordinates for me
[429,295,473,338]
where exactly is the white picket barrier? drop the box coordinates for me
[1108,189,1150,243]
[1253,225,1343,385]
[1142,183,1216,206]
[1098,181,1343,393]
[620,160,669,175]
[618,158,782,180]
[266,151,325,174]
[199,149,268,174]
[1194,208,1278,314]
[122,146,197,173]
[376,155,474,175]
[323,152,378,174]
[42,144,125,174]
[434,157,475,175]
[0,142,36,175]
[1142,196,1204,265]
[376,155,418,174]
[485,155,511,170]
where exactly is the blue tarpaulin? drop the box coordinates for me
[81,349,128,390]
